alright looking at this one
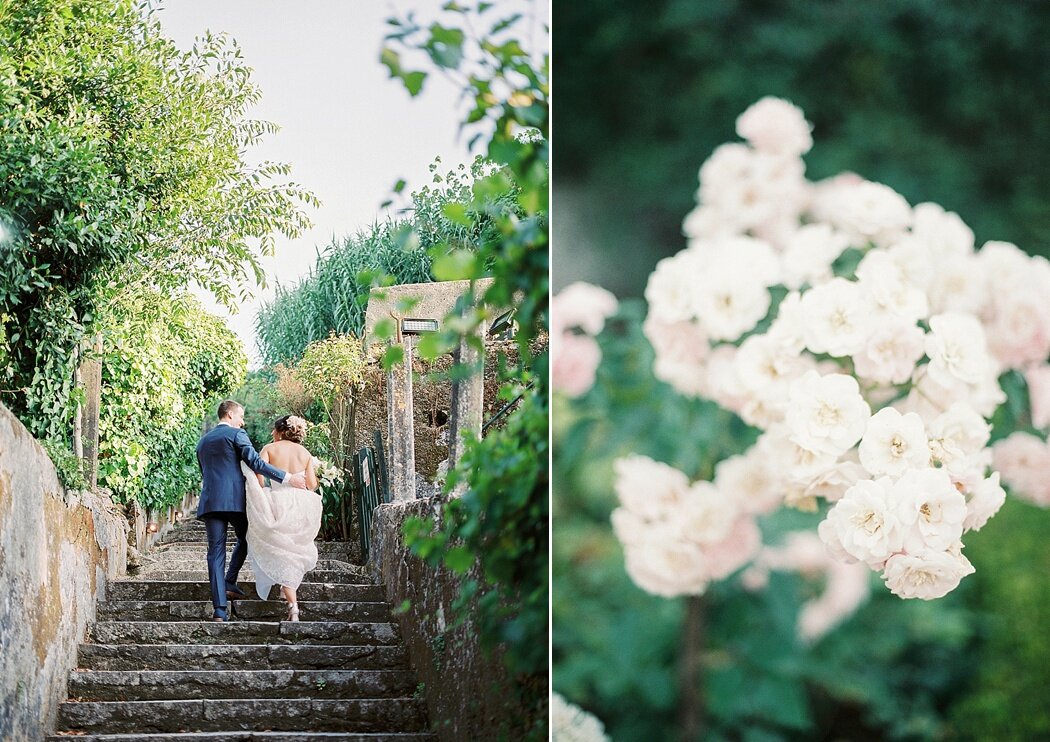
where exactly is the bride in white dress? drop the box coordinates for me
[239,415,323,621]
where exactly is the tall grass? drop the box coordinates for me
[255,157,516,366]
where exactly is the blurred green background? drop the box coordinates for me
[552,0,1050,296]
[552,2,1050,740]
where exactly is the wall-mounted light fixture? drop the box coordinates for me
[400,318,439,335]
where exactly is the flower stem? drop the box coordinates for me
[679,594,706,741]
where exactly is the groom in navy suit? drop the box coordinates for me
[196,400,307,621]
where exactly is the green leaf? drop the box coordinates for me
[432,250,479,281]
[444,546,474,573]
[441,202,472,226]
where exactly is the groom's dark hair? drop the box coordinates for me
[217,399,242,420]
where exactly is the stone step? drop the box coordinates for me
[67,669,415,701]
[160,531,238,543]
[97,601,391,623]
[56,698,429,734]
[130,570,367,584]
[90,621,400,646]
[152,542,356,557]
[107,581,385,603]
[47,734,434,742]
[78,644,408,672]
[138,562,363,577]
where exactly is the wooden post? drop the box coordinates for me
[77,333,103,489]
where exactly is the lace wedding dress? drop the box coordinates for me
[240,462,323,600]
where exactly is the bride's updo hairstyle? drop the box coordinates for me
[274,415,308,443]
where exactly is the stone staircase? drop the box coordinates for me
[49,519,433,741]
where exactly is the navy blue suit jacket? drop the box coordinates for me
[196,424,287,518]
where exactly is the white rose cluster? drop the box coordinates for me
[629,96,1044,599]
[610,455,760,597]
[550,692,610,742]
[552,282,619,398]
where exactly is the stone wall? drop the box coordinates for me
[367,498,518,741]
[0,403,128,741]
[354,337,533,481]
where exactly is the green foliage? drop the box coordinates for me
[98,290,246,511]
[233,369,280,450]
[40,437,88,491]
[0,0,316,438]
[554,1,1050,296]
[294,334,367,409]
[948,496,1050,740]
[254,156,515,367]
[287,334,366,541]
[382,4,549,737]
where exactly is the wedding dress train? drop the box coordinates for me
[240,462,323,600]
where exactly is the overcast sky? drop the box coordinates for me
[157,0,543,366]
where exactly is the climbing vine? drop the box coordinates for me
[382,3,549,736]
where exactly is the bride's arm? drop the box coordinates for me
[257,446,271,488]
[305,455,319,491]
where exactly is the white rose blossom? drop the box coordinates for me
[611,456,759,597]
[962,472,1006,533]
[735,96,813,156]
[910,202,975,257]
[551,693,610,742]
[893,468,967,552]
[924,312,994,388]
[643,316,711,397]
[858,407,930,476]
[881,548,975,601]
[852,321,926,385]
[780,224,849,289]
[927,402,992,480]
[644,249,704,323]
[855,249,929,325]
[786,371,871,456]
[799,278,872,357]
[613,455,689,521]
[829,180,912,247]
[822,477,904,567]
[552,282,619,336]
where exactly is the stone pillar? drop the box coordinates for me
[386,335,416,500]
[448,334,484,471]
[79,333,103,489]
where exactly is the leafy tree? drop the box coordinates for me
[97,289,246,511]
[232,368,281,451]
[0,0,316,439]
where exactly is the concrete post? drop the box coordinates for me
[448,332,485,472]
[386,335,416,500]
[447,287,486,497]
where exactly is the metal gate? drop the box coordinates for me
[354,430,391,559]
